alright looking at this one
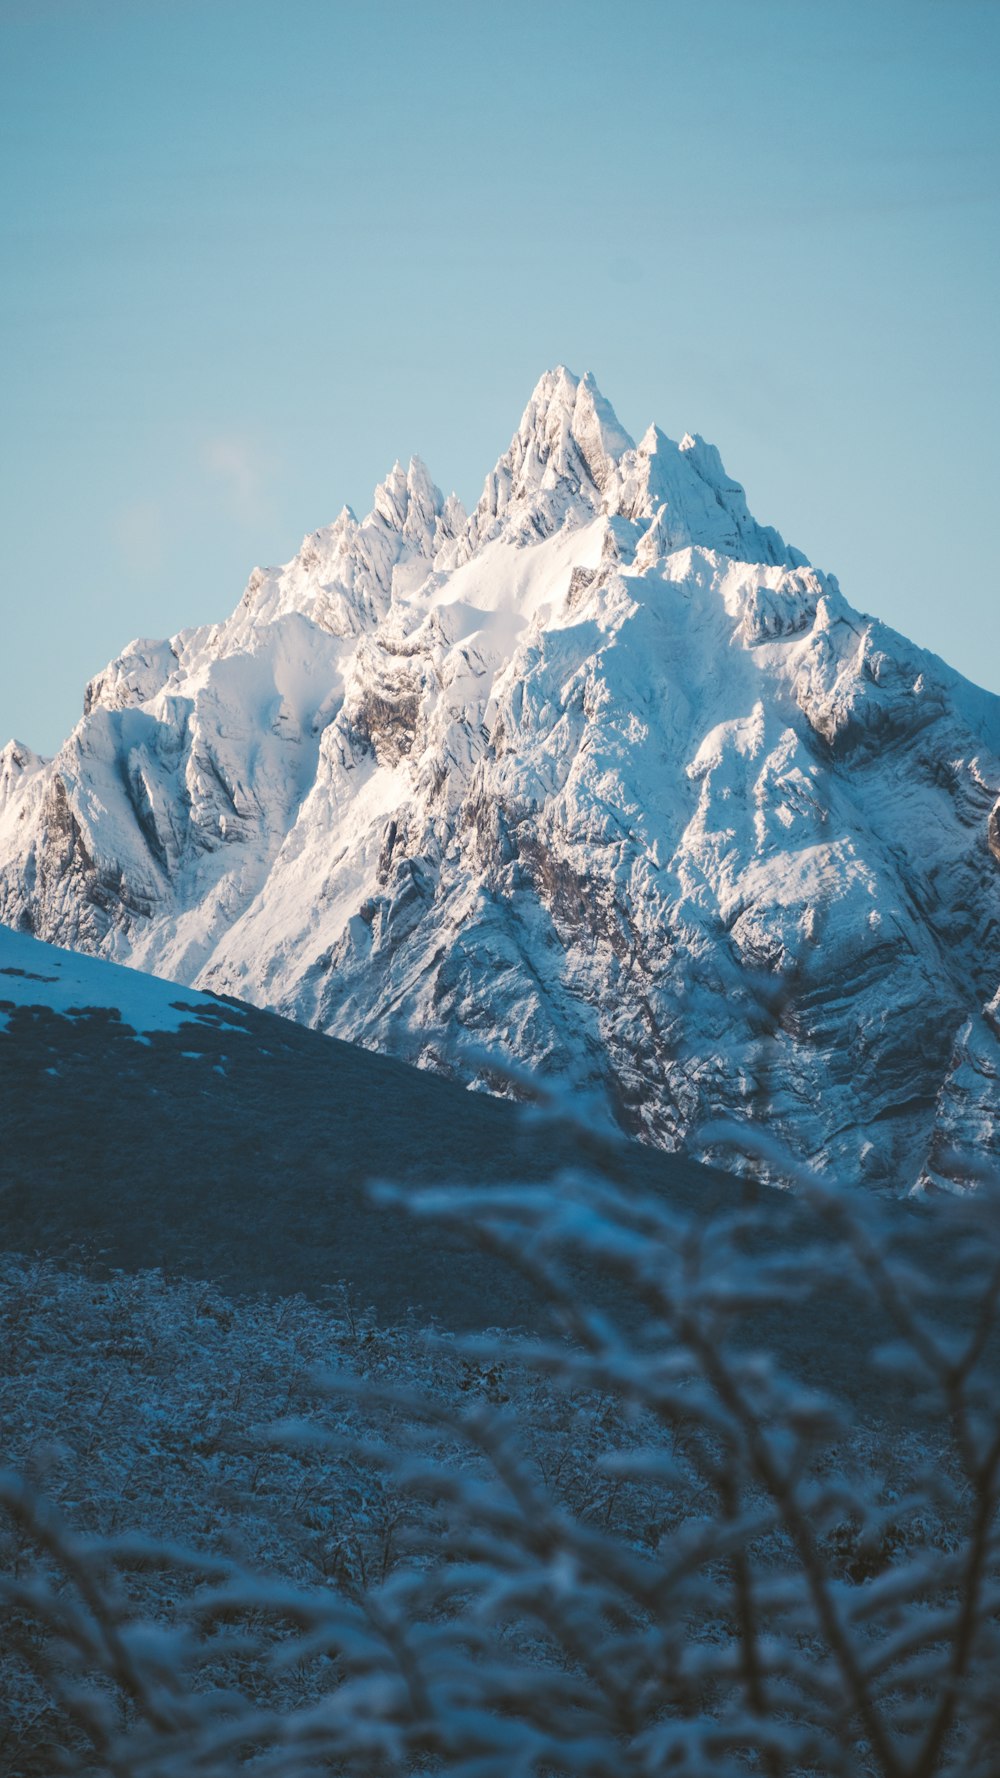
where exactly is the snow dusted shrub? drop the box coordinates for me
[1,1104,999,1776]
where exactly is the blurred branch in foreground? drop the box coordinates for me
[1,1100,999,1777]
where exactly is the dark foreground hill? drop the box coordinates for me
[1,925,992,1419]
[0,923,738,1331]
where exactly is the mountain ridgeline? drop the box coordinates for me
[1,367,998,1187]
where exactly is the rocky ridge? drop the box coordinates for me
[1,366,998,1188]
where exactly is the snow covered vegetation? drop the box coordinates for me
[2,1092,998,1777]
[1,367,997,1187]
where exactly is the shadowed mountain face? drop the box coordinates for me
[1,368,998,1187]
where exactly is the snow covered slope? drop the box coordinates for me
[2,367,998,1187]
[0,919,245,1039]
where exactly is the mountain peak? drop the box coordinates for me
[462,365,634,555]
[369,453,453,546]
[0,737,46,820]
[518,365,634,481]
[458,368,804,571]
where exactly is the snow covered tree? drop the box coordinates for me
[1,1104,998,1775]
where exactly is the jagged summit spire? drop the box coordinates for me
[516,365,634,489]
[372,456,433,532]
[455,364,804,569]
[364,454,465,558]
[320,369,803,586]
[460,365,635,556]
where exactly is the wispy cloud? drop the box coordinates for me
[200,433,276,523]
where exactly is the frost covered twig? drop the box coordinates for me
[1,1115,998,1775]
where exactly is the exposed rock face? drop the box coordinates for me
[1,368,998,1188]
[988,798,1000,865]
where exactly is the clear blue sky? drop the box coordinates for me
[2,0,997,755]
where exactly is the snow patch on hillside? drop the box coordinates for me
[0,923,246,1039]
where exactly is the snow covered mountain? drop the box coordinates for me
[2,367,998,1188]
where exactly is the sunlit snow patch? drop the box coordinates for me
[0,923,249,1039]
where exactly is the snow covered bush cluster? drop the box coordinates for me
[2,1116,999,1776]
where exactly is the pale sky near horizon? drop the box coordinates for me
[1,0,998,755]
